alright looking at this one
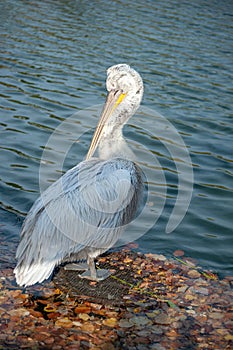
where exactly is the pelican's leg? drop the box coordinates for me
[64,262,89,271]
[78,256,111,281]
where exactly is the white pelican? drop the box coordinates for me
[14,64,145,286]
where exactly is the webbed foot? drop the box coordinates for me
[79,268,111,281]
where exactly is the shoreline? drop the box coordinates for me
[0,248,232,349]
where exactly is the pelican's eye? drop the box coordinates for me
[107,82,116,92]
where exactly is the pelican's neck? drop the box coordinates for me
[98,123,135,161]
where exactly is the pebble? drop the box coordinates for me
[55,318,73,328]
[177,286,188,293]
[146,310,160,318]
[166,329,178,338]
[186,309,196,316]
[187,270,201,279]
[209,312,224,320]
[78,313,90,321]
[195,278,209,286]
[118,319,133,328]
[102,317,118,327]
[189,286,209,295]
[215,328,229,335]
[151,345,166,350]
[74,305,91,314]
[29,309,43,318]
[224,334,233,341]
[44,336,55,345]
[0,307,7,316]
[130,316,153,326]
[184,293,196,301]
[8,308,30,317]
[173,250,185,257]
[147,254,167,261]
[81,323,95,333]
[155,313,172,325]
[150,325,164,335]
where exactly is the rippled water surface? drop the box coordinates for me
[1,0,233,276]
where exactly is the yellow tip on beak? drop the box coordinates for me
[86,90,127,160]
[114,92,127,107]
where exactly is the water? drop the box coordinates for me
[1,0,233,277]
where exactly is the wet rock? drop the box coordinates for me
[74,305,91,314]
[80,323,95,333]
[151,344,166,350]
[177,286,188,293]
[146,253,167,261]
[8,308,30,317]
[77,313,90,321]
[173,250,185,257]
[55,318,73,328]
[189,286,209,295]
[130,315,153,327]
[118,319,133,328]
[187,270,201,279]
[102,317,118,327]
[155,313,172,325]
[209,312,224,320]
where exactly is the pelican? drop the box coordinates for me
[14,64,145,287]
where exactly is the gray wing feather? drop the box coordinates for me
[14,158,143,286]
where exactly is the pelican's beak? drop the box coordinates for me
[86,90,127,160]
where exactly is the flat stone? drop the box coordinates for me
[177,286,188,293]
[8,308,30,317]
[187,270,201,279]
[151,345,166,350]
[225,334,233,341]
[209,312,224,320]
[189,286,209,295]
[78,313,90,321]
[55,318,73,328]
[130,316,152,326]
[118,319,133,328]
[173,250,185,257]
[102,317,118,327]
[155,313,172,325]
[149,254,167,261]
[150,326,164,335]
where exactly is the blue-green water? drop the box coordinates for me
[1,0,233,276]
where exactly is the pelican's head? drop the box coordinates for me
[86,64,143,160]
[106,64,144,112]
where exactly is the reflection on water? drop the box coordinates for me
[1,0,233,276]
